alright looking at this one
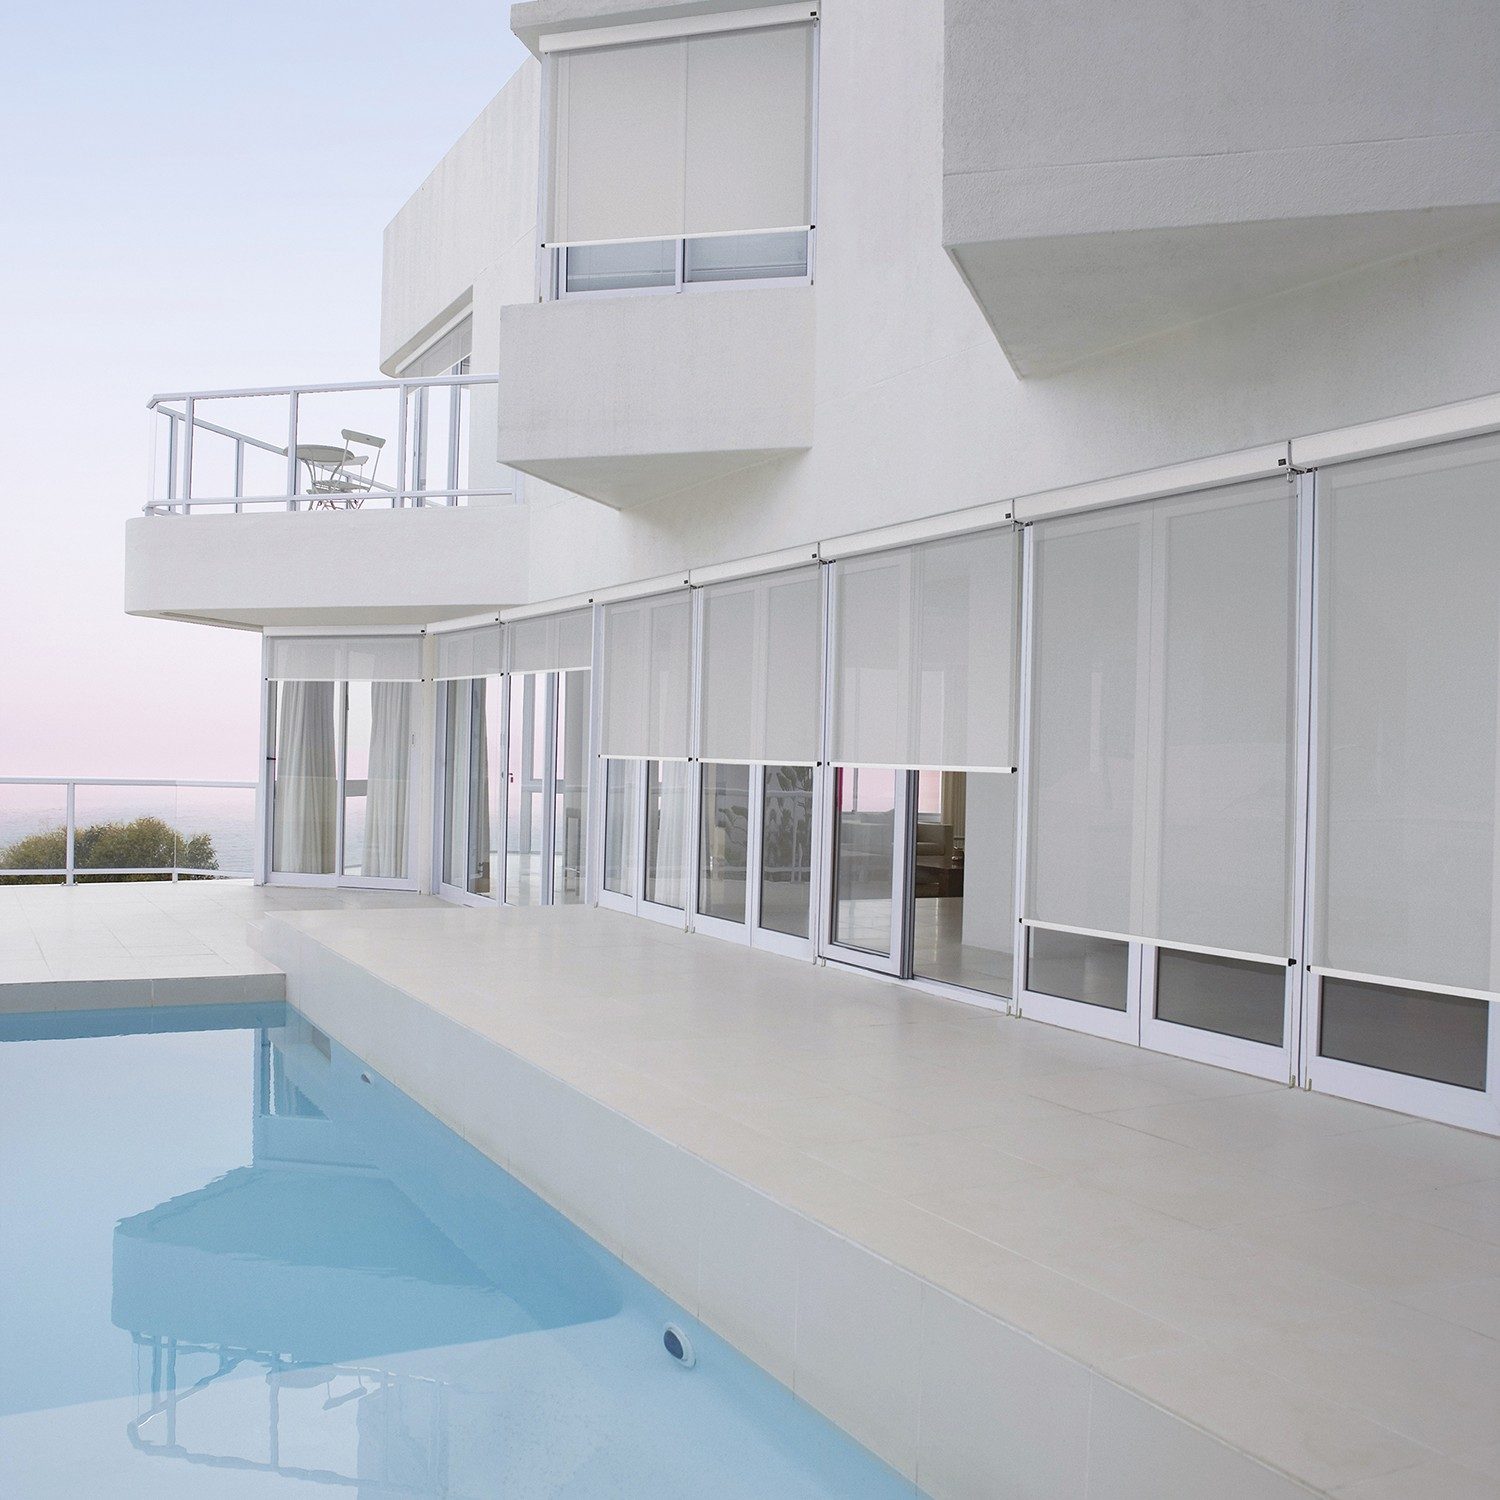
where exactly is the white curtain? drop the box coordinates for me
[364,682,412,880]
[273,681,337,875]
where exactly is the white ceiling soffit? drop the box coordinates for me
[539,3,817,54]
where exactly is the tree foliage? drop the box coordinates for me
[0,816,218,885]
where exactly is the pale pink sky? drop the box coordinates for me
[0,3,527,779]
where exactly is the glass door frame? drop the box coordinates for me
[691,761,821,960]
[263,675,421,893]
[1296,465,1499,1131]
[817,764,915,978]
[503,669,557,906]
[595,755,693,928]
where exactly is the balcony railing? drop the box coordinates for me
[145,375,513,515]
[0,778,257,884]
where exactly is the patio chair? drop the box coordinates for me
[298,429,386,508]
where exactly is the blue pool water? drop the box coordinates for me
[0,1004,919,1498]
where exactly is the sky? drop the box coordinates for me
[0,2,529,779]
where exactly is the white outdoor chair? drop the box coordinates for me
[297,429,386,508]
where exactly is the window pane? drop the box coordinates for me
[565,240,675,293]
[832,767,896,954]
[1154,949,1285,1047]
[1320,978,1488,1091]
[506,674,547,905]
[761,765,814,939]
[684,230,808,283]
[698,763,751,924]
[554,671,590,904]
[645,760,691,910]
[603,758,639,897]
[469,678,501,898]
[912,772,1015,999]
[1027,928,1129,1011]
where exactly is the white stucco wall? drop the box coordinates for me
[374,0,1500,611]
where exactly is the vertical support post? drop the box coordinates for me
[164,413,179,509]
[64,783,76,886]
[447,384,463,504]
[180,397,195,515]
[285,391,299,510]
[412,385,429,505]
[394,383,409,506]
[233,437,246,514]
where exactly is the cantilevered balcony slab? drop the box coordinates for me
[943,0,1500,375]
[125,504,528,630]
[496,286,814,509]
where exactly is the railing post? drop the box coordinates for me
[285,391,300,511]
[164,412,179,510]
[412,385,429,505]
[180,398,195,515]
[394,383,409,507]
[447,385,463,504]
[64,783,76,886]
[233,438,245,514]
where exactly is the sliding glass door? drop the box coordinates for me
[269,675,417,890]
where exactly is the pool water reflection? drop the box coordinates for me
[0,1004,918,1498]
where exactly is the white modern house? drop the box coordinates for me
[113,2,1500,1491]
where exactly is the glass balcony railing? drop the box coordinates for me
[145,375,513,515]
[0,778,258,884]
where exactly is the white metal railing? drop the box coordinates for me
[145,374,514,515]
[0,778,257,884]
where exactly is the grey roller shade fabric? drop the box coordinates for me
[1315,434,1500,995]
[830,528,1019,771]
[700,565,821,764]
[433,624,502,680]
[600,592,692,759]
[549,23,814,245]
[267,635,424,682]
[506,609,593,674]
[1026,478,1298,959]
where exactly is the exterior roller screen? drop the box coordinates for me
[1316,433,1500,995]
[267,635,423,682]
[830,529,1018,770]
[506,608,593,674]
[549,24,814,245]
[433,624,502,680]
[1027,478,1298,959]
[700,566,821,764]
[399,315,472,379]
[600,592,691,759]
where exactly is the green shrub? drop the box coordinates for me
[0,815,219,885]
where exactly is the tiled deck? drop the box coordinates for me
[0,881,438,1007]
[2,888,1497,1497]
[253,902,1500,1500]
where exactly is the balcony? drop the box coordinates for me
[496,284,814,509]
[943,0,1500,374]
[125,376,529,629]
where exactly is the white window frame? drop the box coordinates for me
[537,19,820,303]
[263,674,421,894]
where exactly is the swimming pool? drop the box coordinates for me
[0,1002,920,1498]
